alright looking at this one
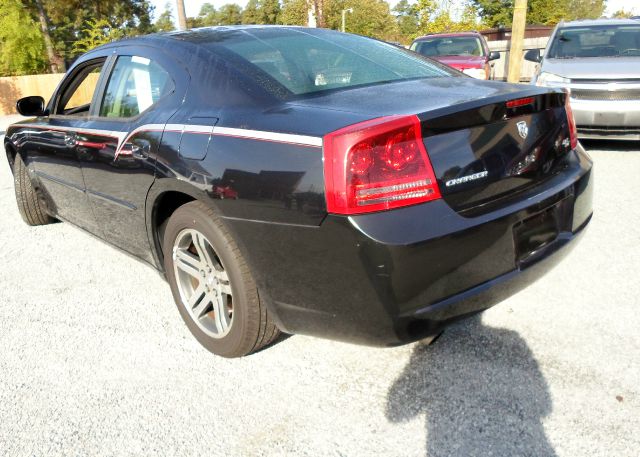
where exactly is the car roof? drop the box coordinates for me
[559,18,640,28]
[91,25,316,53]
[162,24,311,42]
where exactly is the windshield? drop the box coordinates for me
[411,37,485,57]
[547,25,640,58]
[210,28,452,97]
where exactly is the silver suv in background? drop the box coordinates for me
[526,19,640,141]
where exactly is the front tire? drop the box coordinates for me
[13,154,54,226]
[163,201,280,357]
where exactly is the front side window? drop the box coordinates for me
[412,37,485,58]
[57,61,104,115]
[548,25,640,58]
[100,56,173,118]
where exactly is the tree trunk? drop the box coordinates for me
[33,0,64,73]
[307,0,325,28]
[315,0,325,28]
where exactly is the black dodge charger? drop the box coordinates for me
[4,26,593,357]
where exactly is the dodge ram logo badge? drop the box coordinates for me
[517,121,529,139]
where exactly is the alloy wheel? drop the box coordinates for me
[172,229,233,338]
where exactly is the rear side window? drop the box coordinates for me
[215,29,451,96]
[100,56,173,118]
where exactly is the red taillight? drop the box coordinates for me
[323,115,441,215]
[564,91,578,149]
[506,97,535,108]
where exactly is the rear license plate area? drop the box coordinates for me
[513,206,559,264]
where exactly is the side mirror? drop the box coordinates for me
[488,51,501,61]
[16,96,47,117]
[524,49,542,63]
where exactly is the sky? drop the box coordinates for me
[150,0,638,25]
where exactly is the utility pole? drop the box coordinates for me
[341,8,353,33]
[176,0,188,31]
[507,0,527,83]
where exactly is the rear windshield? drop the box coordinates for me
[411,36,485,57]
[547,25,640,58]
[210,28,452,96]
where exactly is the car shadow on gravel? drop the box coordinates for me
[386,315,557,457]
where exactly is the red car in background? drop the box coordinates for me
[410,32,500,80]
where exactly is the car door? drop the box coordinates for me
[27,57,109,236]
[79,48,188,262]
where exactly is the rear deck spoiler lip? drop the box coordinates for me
[418,86,562,121]
[419,89,566,137]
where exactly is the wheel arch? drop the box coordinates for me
[146,180,202,271]
[145,177,288,333]
[4,141,17,175]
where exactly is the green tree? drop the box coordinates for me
[262,0,281,23]
[187,16,204,27]
[242,0,262,23]
[0,0,47,76]
[568,0,605,20]
[324,0,398,39]
[199,2,218,24]
[472,0,515,27]
[2,0,157,74]
[280,0,307,24]
[405,0,479,36]
[473,0,604,26]
[30,0,155,63]
[394,0,419,41]
[155,3,175,31]
[459,2,480,28]
[282,0,404,40]
[72,18,123,54]
[612,9,632,18]
[527,0,569,25]
[217,4,243,24]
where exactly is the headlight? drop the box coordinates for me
[536,72,569,87]
[462,68,488,80]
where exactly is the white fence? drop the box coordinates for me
[487,37,549,82]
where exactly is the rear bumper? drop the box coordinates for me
[226,147,593,346]
[572,99,640,140]
[397,215,589,342]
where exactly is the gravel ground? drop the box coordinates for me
[0,126,638,456]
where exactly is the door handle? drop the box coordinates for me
[64,133,77,147]
[117,140,150,160]
[130,142,150,159]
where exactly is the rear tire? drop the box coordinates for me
[13,154,54,226]
[163,201,280,357]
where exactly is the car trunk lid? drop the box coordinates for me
[419,91,573,215]
[292,79,573,215]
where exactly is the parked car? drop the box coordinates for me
[5,26,592,358]
[211,185,238,200]
[410,32,500,79]
[526,19,640,140]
